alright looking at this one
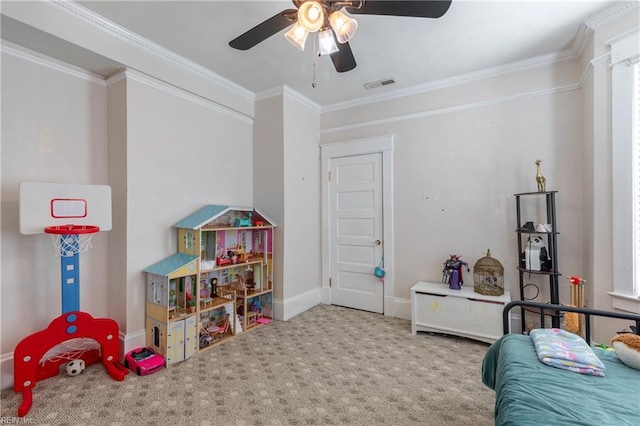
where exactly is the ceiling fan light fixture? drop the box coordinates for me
[329,10,358,44]
[317,29,339,56]
[298,1,325,32]
[285,23,309,50]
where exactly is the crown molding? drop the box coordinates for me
[584,1,639,29]
[322,1,639,114]
[0,40,253,124]
[322,48,579,114]
[283,85,321,112]
[321,17,624,136]
[48,0,255,102]
[115,69,254,125]
[0,40,107,85]
[32,0,639,116]
[605,26,640,46]
[255,86,286,103]
[255,85,322,112]
[571,23,594,58]
[321,82,581,135]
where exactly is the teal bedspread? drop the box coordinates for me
[482,334,640,426]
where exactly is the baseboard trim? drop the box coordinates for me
[121,328,146,359]
[274,287,322,322]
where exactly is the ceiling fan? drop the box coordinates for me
[229,0,452,73]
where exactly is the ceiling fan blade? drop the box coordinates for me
[330,41,357,73]
[229,9,298,50]
[346,1,452,18]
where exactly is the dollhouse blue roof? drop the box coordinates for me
[173,205,277,230]
[143,253,199,276]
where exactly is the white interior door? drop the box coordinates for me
[329,153,384,313]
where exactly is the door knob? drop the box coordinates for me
[375,240,381,245]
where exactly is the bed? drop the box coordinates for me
[482,300,640,426]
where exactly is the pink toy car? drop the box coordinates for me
[124,347,165,376]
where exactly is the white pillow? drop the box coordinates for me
[611,334,640,370]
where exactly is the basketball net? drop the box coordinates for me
[44,225,99,257]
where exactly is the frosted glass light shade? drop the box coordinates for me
[298,1,325,32]
[329,10,358,43]
[317,29,339,56]
[285,23,309,51]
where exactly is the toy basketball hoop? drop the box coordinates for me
[44,224,100,257]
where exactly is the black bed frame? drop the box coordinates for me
[502,300,640,345]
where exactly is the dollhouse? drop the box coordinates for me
[144,205,276,364]
[143,253,200,364]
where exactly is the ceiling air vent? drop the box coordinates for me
[364,78,396,90]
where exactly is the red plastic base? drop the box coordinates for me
[13,311,128,416]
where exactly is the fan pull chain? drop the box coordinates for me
[312,61,317,88]
[312,36,317,88]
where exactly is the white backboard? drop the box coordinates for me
[19,182,112,235]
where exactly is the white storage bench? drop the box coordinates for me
[411,281,511,344]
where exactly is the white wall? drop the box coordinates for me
[321,60,584,308]
[254,91,322,319]
[320,12,639,342]
[282,93,321,310]
[253,95,285,302]
[122,71,254,335]
[1,49,110,386]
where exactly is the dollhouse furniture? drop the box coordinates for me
[483,301,640,425]
[411,281,511,344]
[144,205,276,362]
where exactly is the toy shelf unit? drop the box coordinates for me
[514,191,561,330]
[411,281,511,344]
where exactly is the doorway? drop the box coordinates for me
[320,135,394,314]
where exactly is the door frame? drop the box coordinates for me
[320,134,394,315]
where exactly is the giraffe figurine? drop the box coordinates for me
[535,159,546,192]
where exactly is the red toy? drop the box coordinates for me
[13,311,128,417]
[15,186,127,417]
[124,347,166,376]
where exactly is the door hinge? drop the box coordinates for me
[328,171,331,181]
[329,277,332,287]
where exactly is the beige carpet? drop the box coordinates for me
[1,304,495,425]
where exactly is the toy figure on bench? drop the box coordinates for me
[442,254,470,290]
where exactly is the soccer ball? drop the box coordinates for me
[65,359,85,376]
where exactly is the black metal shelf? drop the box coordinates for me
[514,190,559,197]
[515,230,559,235]
[515,191,560,329]
[517,267,562,276]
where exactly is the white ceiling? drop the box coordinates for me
[3,1,637,108]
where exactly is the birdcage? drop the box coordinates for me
[473,249,504,296]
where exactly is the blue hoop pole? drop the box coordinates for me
[60,234,80,313]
